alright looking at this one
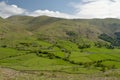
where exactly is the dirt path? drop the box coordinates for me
[0,67,120,80]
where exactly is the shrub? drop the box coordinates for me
[78,44,91,49]
[1,44,7,48]
[66,31,76,36]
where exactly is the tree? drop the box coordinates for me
[78,43,91,49]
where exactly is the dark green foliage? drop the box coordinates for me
[94,42,103,48]
[98,33,114,43]
[113,32,120,46]
[94,41,114,49]
[1,45,7,48]
[66,31,76,37]
[47,53,55,59]
[94,61,103,67]
[115,32,120,40]
[42,51,49,54]
[99,33,120,47]
[106,45,114,49]
[78,43,91,49]
[19,42,31,47]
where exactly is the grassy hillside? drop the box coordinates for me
[6,16,120,43]
[0,16,120,79]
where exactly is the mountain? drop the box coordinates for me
[0,16,120,47]
[1,16,120,77]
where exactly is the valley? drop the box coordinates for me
[0,16,120,79]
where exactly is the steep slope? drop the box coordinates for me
[0,17,34,48]
[6,16,101,41]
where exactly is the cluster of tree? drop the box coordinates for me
[35,50,55,59]
[66,31,77,37]
[94,41,114,49]
[78,43,91,49]
[19,42,39,47]
[94,60,116,72]
[99,33,120,47]
[98,33,114,43]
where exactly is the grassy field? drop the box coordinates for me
[0,46,120,73]
[0,42,120,79]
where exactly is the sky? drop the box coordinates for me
[0,0,120,19]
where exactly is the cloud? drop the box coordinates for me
[27,10,75,19]
[0,0,120,19]
[0,1,26,18]
[0,1,75,19]
[72,0,120,18]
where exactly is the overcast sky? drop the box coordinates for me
[0,0,120,19]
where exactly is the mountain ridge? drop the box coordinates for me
[1,15,120,47]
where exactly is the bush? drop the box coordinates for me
[78,44,91,49]
[106,45,114,49]
[1,44,7,48]
[66,31,76,36]
[94,41,114,49]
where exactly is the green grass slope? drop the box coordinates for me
[0,16,120,79]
